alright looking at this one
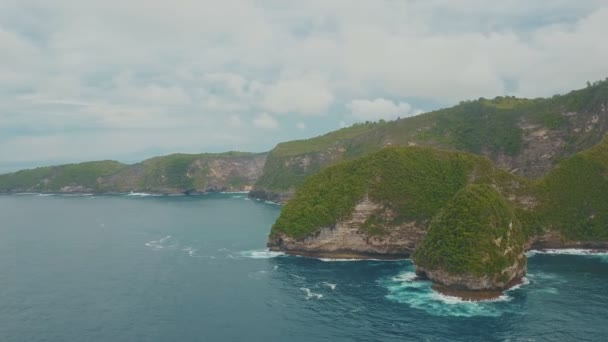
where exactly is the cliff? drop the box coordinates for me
[268,137,608,294]
[252,79,608,202]
[0,152,266,194]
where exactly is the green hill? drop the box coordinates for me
[253,79,608,200]
[268,137,608,292]
[0,152,266,194]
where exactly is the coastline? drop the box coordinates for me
[274,246,608,301]
[267,247,410,260]
[0,190,252,197]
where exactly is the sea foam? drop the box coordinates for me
[380,271,510,317]
[145,235,177,249]
[239,249,285,259]
[300,287,323,300]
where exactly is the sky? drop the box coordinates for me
[1,0,608,172]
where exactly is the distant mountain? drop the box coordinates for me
[0,152,266,194]
[251,79,608,202]
[2,79,607,199]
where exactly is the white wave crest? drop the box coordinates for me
[318,257,403,262]
[380,271,509,317]
[182,246,198,257]
[145,235,176,249]
[239,249,285,259]
[321,282,337,290]
[126,192,163,197]
[300,287,323,300]
[527,248,608,257]
[506,277,530,292]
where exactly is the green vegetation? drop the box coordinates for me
[413,184,525,278]
[0,161,126,192]
[536,136,608,241]
[255,79,608,193]
[272,135,608,276]
[271,146,528,239]
[0,151,260,193]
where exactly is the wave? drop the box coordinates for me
[379,271,510,317]
[527,248,608,256]
[300,287,323,300]
[145,235,177,249]
[264,200,281,206]
[126,192,163,197]
[182,246,197,257]
[527,249,608,263]
[239,249,285,259]
[317,257,404,262]
[506,277,530,292]
[321,282,337,290]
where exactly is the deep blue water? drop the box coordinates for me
[2,194,608,341]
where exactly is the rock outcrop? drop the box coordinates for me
[268,196,426,258]
[0,152,267,194]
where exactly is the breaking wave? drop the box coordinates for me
[379,271,511,317]
[126,192,163,197]
[300,287,323,300]
[145,235,178,249]
[239,249,285,259]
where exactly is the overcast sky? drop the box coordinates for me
[1,0,608,172]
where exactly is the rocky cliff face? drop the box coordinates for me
[415,257,527,292]
[100,153,267,194]
[252,82,608,202]
[0,153,267,194]
[268,196,427,258]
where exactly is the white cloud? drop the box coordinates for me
[1,0,608,165]
[253,113,279,129]
[262,72,334,115]
[348,98,417,122]
[296,122,307,130]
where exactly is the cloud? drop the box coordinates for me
[0,0,607,167]
[348,98,417,122]
[253,113,279,129]
[296,122,307,130]
[262,72,334,115]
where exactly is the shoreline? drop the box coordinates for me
[0,190,252,197]
[275,246,608,301]
[268,247,410,261]
[273,246,608,261]
[432,277,524,301]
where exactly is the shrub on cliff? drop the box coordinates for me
[412,184,526,278]
[270,146,524,239]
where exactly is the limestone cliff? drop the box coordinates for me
[252,80,608,202]
[0,152,266,194]
[268,195,426,258]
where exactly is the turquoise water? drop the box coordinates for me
[2,194,608,341]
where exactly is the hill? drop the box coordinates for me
[252,79,608,202]
[0,152,266,194]
[268,137,608,294]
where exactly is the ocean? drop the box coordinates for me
[2,193,607,341]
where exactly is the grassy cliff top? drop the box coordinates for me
[413,184,525,277]
[0,151,263,193]
[271,146,528,239]
[536,135,608,240]
[0,160,127,192]
[256,79,608,192]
